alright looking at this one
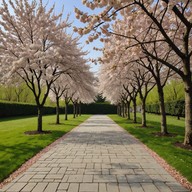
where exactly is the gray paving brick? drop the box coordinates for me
[68,175,83,182]
[7,183,27,192]
[119,183,132,192]
[21,183,36,192]
[58,183,69,190]
[94,175,117,183]
[31,183,48,192]
[141,183,159,192]
[107,183,119,192]
[99,183,107,192]
[80,183,98,192]
[44,183,59,192]
[68,183,79,192]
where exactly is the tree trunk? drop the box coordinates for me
[65,102,68,120]
[157,84,168,134]
[56,97,60,124]
[122,102,125,117]
[127,101,131,120]
[119,105,122,116]
[73,104,76,118]
[37,106,43,132]
[117,105,119,115]
[76,103,78,117]
[184,81,192,145]
[141,97,147,127]
[133,99,137,123]
[79,102,82,116]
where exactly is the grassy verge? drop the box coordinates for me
[109,113,192,183]
[0,114,90,182]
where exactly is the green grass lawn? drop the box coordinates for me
[109,113,192,183]
[0,114,90,182]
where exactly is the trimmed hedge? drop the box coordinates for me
[81,103,117,114]
[146,100,185,117]
[0,102,117,117]
[63,103,117,114]
[0,102,55,117]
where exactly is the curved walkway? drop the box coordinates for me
[0,115,190,192]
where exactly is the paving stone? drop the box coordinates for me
[44,183,59,192]
[80,183,98,192]
[117,175,128,183]
[166,182,190,192]
[83,175,93,182]
[94,175,117,183]
[21,183,37,192]
[107,183,119,192]
[68,175,83,182]
[31,183,48,192]
[58,183,69,190]
[154,182,172,192]
[141,183,159,192]
[119,183,132,192]
[130,183,145,192]
[99,183,107,192]
[68,183,79,192]
[126,175,153,183]
[17,175,34,182]
[6,183,27,192]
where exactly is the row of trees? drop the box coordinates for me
[75,0,192,146]
[0,0,96,132]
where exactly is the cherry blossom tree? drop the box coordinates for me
[0,0,79,132]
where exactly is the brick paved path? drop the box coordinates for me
[0,115,190,192]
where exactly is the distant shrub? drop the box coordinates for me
[146,100,185,117]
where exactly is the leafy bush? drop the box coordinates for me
[81,103,117,114]
[0,102,117,117]
[146,100,185,117]
[0,101,55,117]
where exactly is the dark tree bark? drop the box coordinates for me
[184,79,192,145]
[157,83,168,134]
[141,97,146,127]
[126,100,131,120]
[132,98,137,123]
[56,96,60,124]
[73,103,76,118]
[65,102,68,120]
[37,106,43,132]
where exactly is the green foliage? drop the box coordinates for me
[94,93,106,103]
[81,103,117,114]
[164,80,184,102]
[0,114,90,182]
[146,100,185,117]
[146,80,185,104]
[0,101,55,117]
[0,84,36,103]
[146,86,159,104]
[109,114,192,183]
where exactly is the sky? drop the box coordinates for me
[46,0,103,74]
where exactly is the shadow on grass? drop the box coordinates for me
[0,115,37,122]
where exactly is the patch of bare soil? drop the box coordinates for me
[174,142,192,151]
[135,125,154,128]
[152,132,177,137]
